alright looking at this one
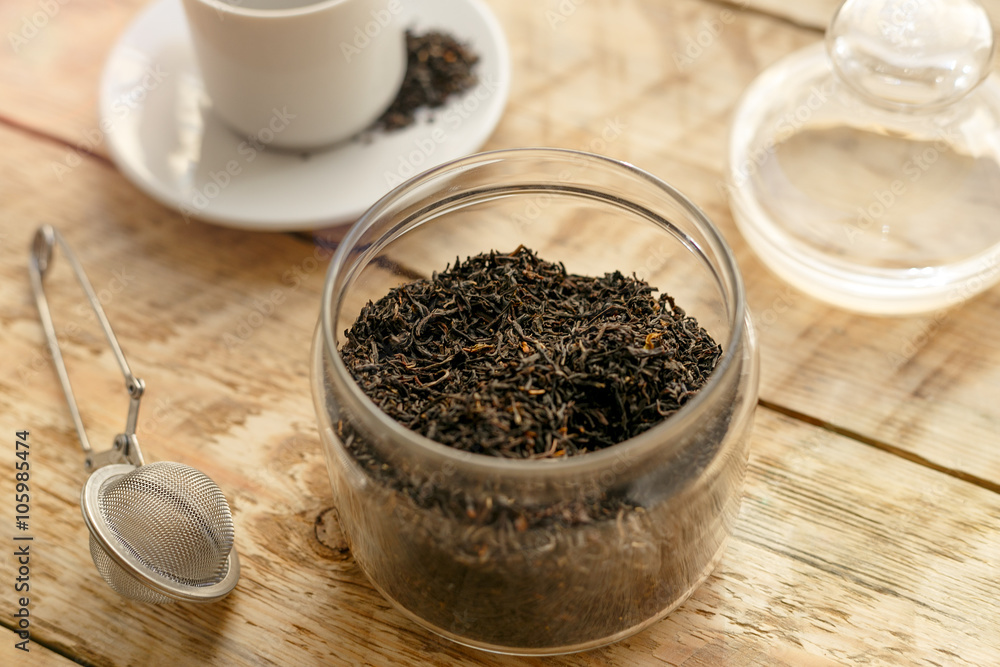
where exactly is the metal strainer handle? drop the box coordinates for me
[29,226,239,604]
[29,225,145,470]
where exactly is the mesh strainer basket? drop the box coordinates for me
[82,463,239,603]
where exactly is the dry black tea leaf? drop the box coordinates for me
[374,29,481,132]
[341,246,721,459]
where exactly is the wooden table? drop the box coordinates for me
[2,1,998,665]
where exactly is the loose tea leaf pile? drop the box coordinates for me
[341,247,721,458]
[375,30,481,132]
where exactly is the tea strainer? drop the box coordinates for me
[28,225,240,604]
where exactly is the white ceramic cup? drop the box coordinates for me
[181,0,407,150]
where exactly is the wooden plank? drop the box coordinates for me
[0,0,142,154]
[3,0,1000,152]
[721,0,1000,33]
[2,124,998,665]
[620,408,1000,667]
[733,411,1000,666]
[723,0,833,30]
[0,627,77,666]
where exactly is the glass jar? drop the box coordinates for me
[313,148,759,655]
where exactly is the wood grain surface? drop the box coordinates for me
[1,627,75,666]
[1,0,998,665]
[723,0,1000,32]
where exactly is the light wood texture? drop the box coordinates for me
[0,0,139,155]
[722,0,1000,32]
[0,627,76,666]
[1,0,999,665]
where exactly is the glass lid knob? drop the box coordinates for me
[827,0,995,110]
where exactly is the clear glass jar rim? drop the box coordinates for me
[321,147,750,475]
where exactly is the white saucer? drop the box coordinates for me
[99,0,510,231]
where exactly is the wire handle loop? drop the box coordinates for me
[28,226,145,470]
